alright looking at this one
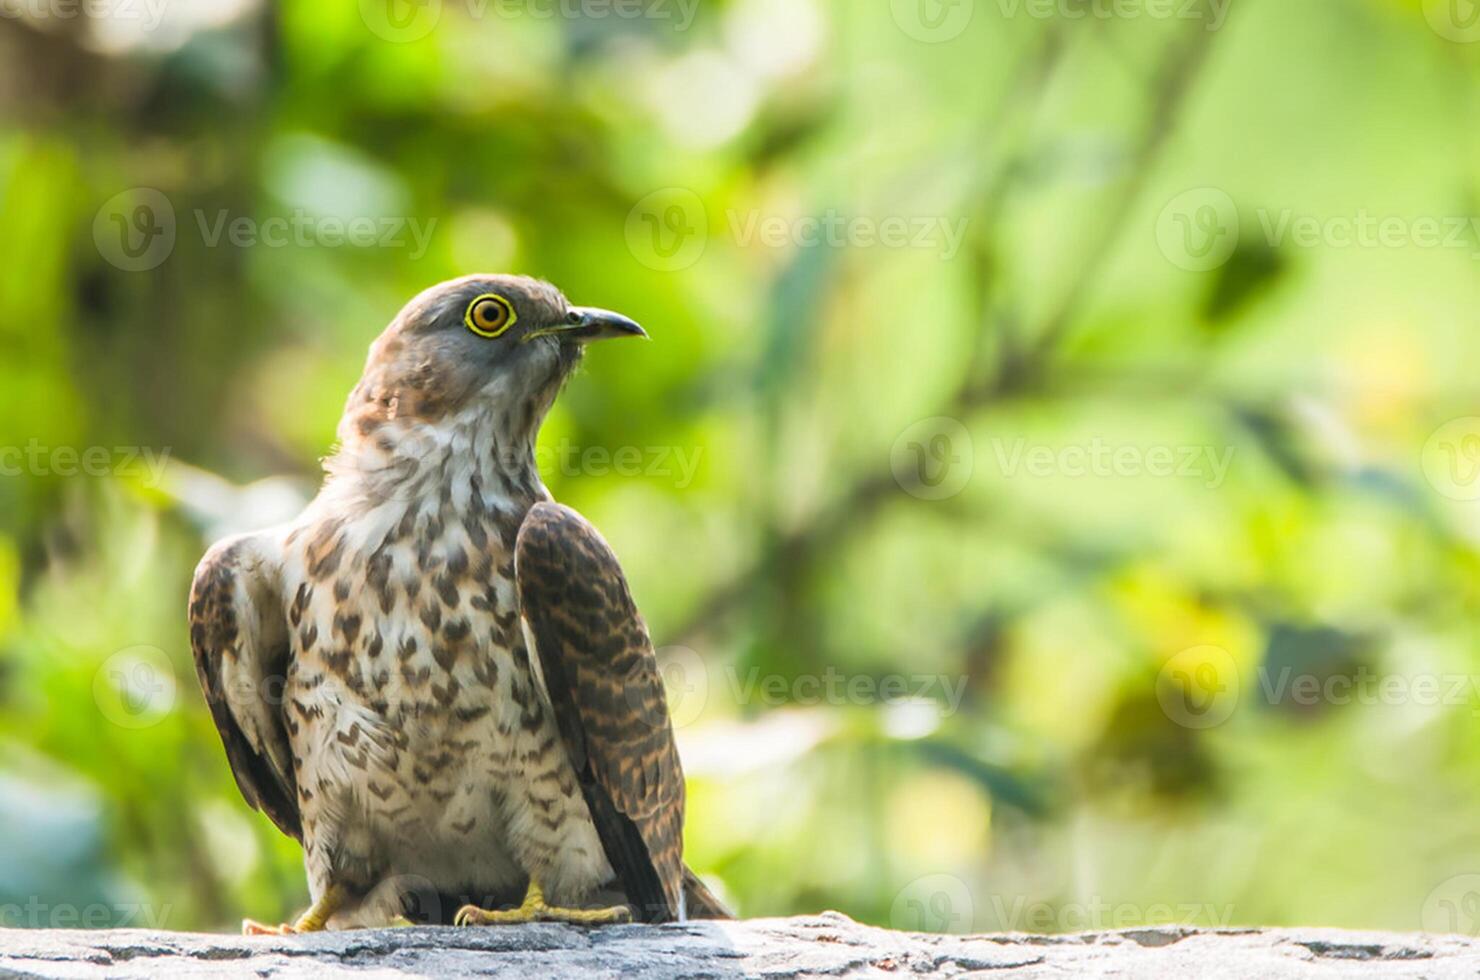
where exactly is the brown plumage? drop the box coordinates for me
[187,274,730,932]
[516,502,684,921]
[189,539,300,842]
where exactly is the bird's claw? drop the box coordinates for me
[455,879,630,927]
[242,883,346,936]
[455,897,631,927]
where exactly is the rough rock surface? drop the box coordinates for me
[1,913,1477,978]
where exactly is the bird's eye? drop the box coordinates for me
[465,294,517,338]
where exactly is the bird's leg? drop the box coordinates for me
[243,883,348,936]
[455,880,631,927]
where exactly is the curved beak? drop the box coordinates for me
[525,307,648,344]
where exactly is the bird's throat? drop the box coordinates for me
[325,405,548,511]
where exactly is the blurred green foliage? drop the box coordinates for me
[1,0,1479,937]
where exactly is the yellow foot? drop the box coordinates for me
[455,881,631,927]
[242,919,297,936]
[242,884,347,936]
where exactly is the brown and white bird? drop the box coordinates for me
[188,275,727,932]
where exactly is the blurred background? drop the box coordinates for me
[2,0,1479,937]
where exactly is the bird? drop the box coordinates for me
[188,274,730,933]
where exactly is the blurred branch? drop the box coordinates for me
[962,24,1071,382]
[671,15,1222,651]
[1011,16,1220,374]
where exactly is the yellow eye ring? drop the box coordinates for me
[465,293,517,338]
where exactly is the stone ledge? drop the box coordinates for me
[1,913,1477,978]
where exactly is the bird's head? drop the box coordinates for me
[336,274,645,469]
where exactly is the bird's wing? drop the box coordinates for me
[189,531,301,841]
[515,502,686,922]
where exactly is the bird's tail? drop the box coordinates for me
[682,866,734,920]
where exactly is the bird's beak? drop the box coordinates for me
[524,307,649,344]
